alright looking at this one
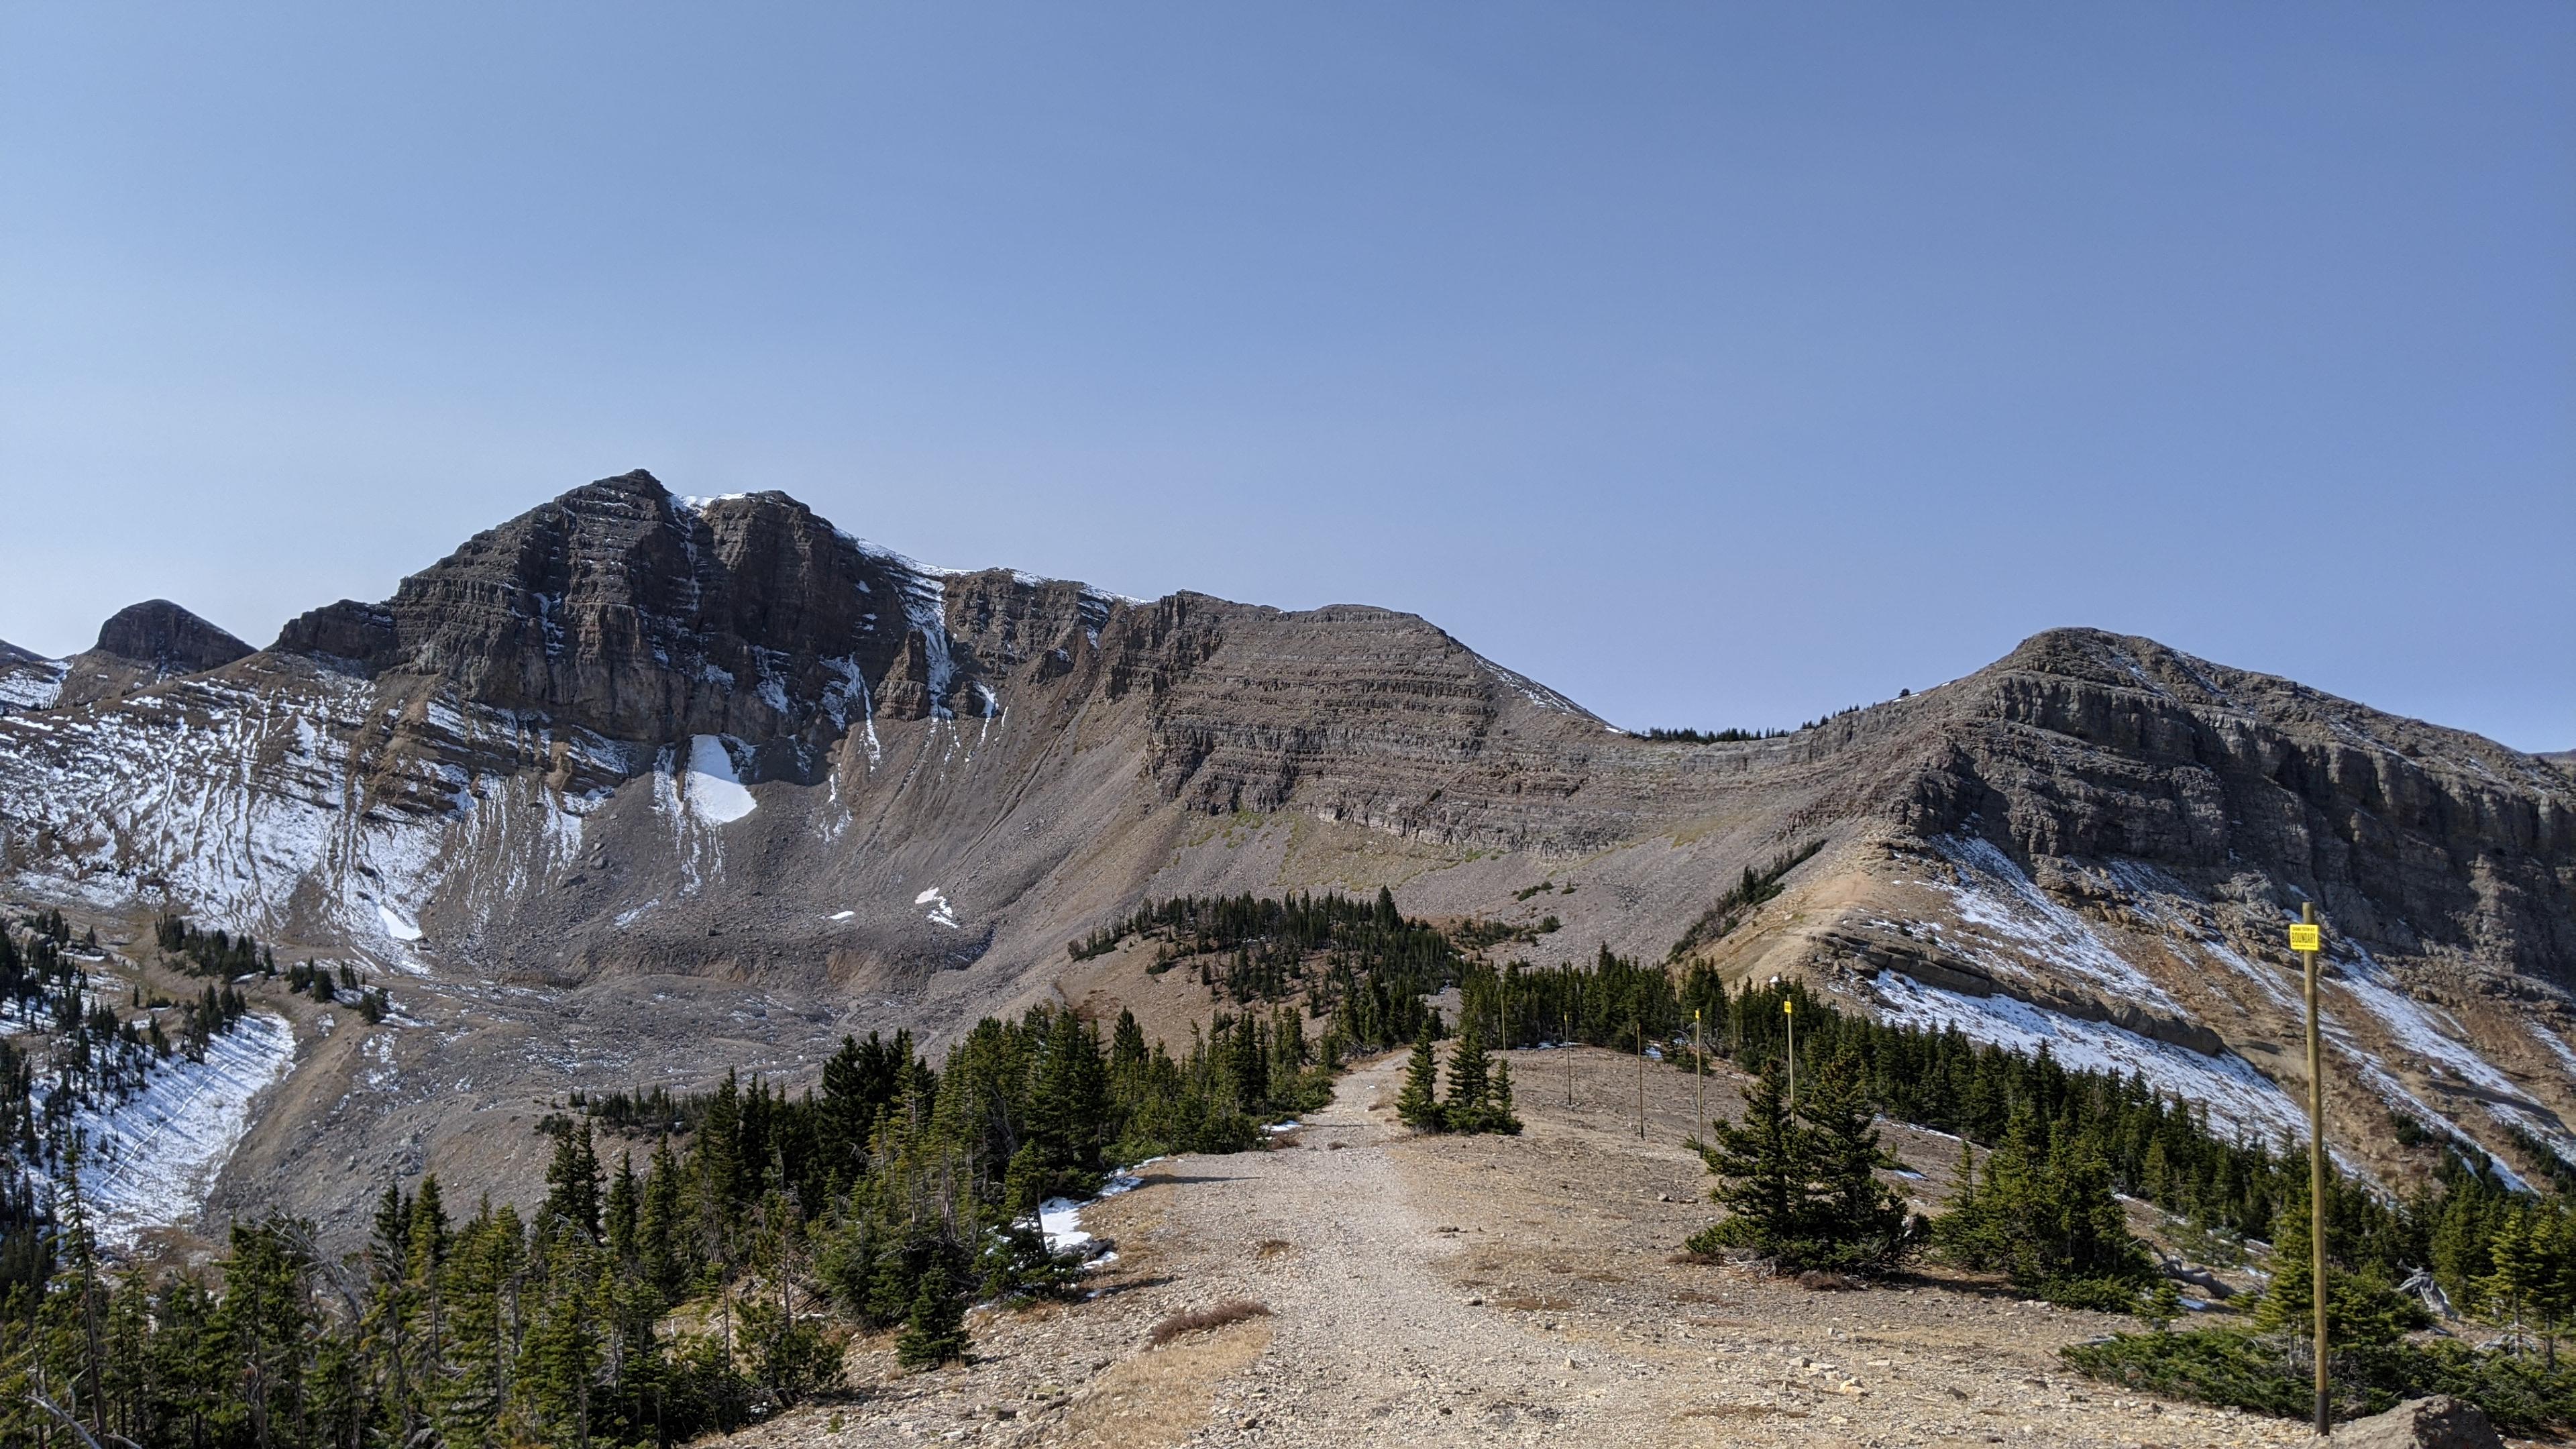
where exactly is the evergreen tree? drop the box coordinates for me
[1396,1036,1445,1133]
[1688,1059,1805,1263]
[640,1136,684,1301]
[2252,1172,2429,1347]
[605,1150,640,1265]
[1444,1024,1492,1129]
[543,1118,604,1241]
[2538,1208,2576,1369]
[1486,1059,1522,1136]
[1797,1053,1914,1274]
[1690,1054,1911,1275]
[894,1263,969,1370]
[2485,1205,2545,1356]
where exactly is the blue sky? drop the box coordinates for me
[3,4,2569,748]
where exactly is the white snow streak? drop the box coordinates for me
[1925,836,2178,1011]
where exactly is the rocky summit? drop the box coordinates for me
[1,468,2571,1242]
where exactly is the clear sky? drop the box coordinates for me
[3,4,2569,749]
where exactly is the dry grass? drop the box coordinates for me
[1148,1299,1272,1347]
[1254,1238,1292,1258]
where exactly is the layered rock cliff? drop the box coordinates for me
[0,470,2569,1236]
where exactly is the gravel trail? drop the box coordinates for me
[720,1047,2387,1448]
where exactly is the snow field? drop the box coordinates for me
[67,1012,296,1248]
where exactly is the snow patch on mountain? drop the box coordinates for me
[376,904,423,942]
[2328,944,2576,1163]
[0,657,66,714]
[1874,971,2311,1148]
[1924,836,2179,1012]
[68,1012,295,1248]
[0,672,621,958]
[683,735,757,822]
[1476,659,1593,720]
[915,886,960,928]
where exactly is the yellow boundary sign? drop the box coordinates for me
[2289,923,2322,953]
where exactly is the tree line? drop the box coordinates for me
[0,1000,1338,1447]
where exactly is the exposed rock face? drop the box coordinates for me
[273,474,936,753]
[1,472,2571,1237]
[54,599,254,707]
[1883,629,2576,987]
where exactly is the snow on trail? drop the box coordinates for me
[1040,1165,1148,1260]
[71,1012,295,1248]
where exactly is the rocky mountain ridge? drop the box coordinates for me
[0,469,2569,1240]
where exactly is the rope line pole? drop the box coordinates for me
[1637,1019,1646,1140]
[2298,902,2330,1436]
[1784,997,1796,1116]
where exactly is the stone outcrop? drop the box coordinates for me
[54,599,253,707]
[2337,1395,2504,1449]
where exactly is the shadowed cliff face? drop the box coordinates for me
[1,472,2572,1233]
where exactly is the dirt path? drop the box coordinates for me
[728,1048,2371,1448]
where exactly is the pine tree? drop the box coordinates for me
[2141,1276,2184,1333]
[605,1150,640,1265]
[1485,1059,1522,1135]
[2485,1206,2544,1356]
[639,1136,684,1301]
[1688,1059,1805,1263]
[1796,1053,1913,1274]
[2252,1172,2425,1347]
[543,1118,604,1241]
[1396,1036,1445,1133]
[894,1263,969,1369]
[217,1218,318,1449]
[1444,1024,1492,1130]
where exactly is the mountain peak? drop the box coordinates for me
[52,599,254,708]
[91,598,253,669]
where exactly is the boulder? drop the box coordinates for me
[2337,1395,2503,1449]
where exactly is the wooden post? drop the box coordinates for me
[1784,997,1796,1116]
[1637,1019,1646,1139]
[2297,902,2330,1436]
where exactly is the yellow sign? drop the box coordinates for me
[1782,1000,1793,1015]
[2289,923,2322,953]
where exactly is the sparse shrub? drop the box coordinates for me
[1149,1299,1271,1346]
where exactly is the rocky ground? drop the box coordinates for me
[709,1046,2551,1449]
